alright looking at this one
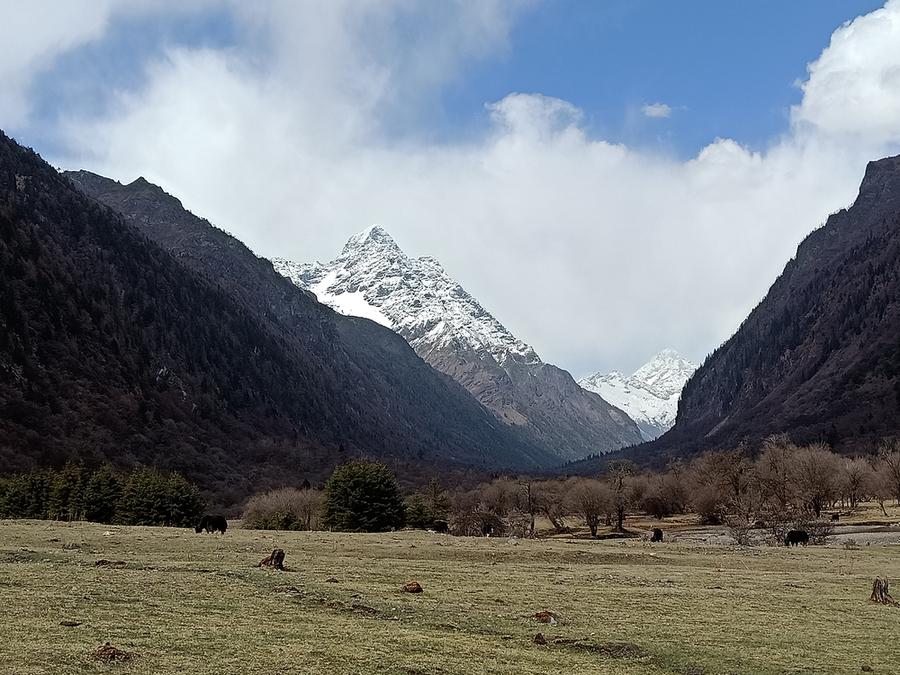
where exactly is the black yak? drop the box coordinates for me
[650,528,663,542]
[784,529,809,546]
[195,515,227,534]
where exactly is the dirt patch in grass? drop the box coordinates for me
[92,642,139,663]
[1,551,48,564]
[94,559,127,568]
[553,639,710,674]
[553,639,648,659]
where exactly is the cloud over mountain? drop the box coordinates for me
[4,1,900,376]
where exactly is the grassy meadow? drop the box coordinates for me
[1,517,899,674]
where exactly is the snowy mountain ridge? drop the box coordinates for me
[579,349,697,441]
[277,225,538,366]
[274,226,643,461]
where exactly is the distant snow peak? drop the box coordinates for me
[579,349,697,441]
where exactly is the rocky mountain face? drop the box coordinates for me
[274,226,643,461]
[579,349,697,441]
[636,153,900,462]
[0,140,562,497]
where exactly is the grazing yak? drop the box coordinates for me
[195,515,228,534]
[650,528,663,542]
[784,529,809,546]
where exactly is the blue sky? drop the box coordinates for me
[4,1,900,375]
[18,1,886,160]
[441,0,887,155]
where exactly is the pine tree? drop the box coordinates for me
[322,460,405,532]
[83,465,121,523]
[47,462,86,521]
[423,478,450,521]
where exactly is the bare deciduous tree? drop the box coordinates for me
[792,443,840,517]
[756,434,797,512]
[878,439,900,506]
[608,461,637,532]
[839,458,874,510]
[566,478,610,537]
[534,479,568,533]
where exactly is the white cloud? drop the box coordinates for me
[641,102,672,119]
[792,0,900,143]
[21,0,900,376]
[0,0,115,127]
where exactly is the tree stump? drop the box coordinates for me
[869,577,896,605]
[259,549,285,570]
[402,581,423,593]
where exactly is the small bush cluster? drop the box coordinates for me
[242,460,417,533]
[242,487,323,530]
[0,464,204,527]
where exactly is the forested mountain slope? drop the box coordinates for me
[63,166,555,473]
[638,154,900,462]
[0,131,554,503]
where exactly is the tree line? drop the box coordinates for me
[241,439,900,538]
[0,464,204,527]
[5,437,900,536]
[444,436,900,539]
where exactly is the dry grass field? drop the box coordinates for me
[2,516,900,674]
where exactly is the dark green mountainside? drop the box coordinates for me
[571,154,900,472]
[0,132,554,502]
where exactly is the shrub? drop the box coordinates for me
[800,519,834,545]
[322,460,405,532]
[724,516,754,546]
[243,487,323,530]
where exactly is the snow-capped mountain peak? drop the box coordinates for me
[273,226,644,460]
[341,224,401,257]
[579,349,698,441]
[274,226,538,365]
[631,349,697,400]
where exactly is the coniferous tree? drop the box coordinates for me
[322,460,405,532]
[117,467,205,526]
[403,494,433,529]
[47,462,86,521]
[83,465,121,523]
